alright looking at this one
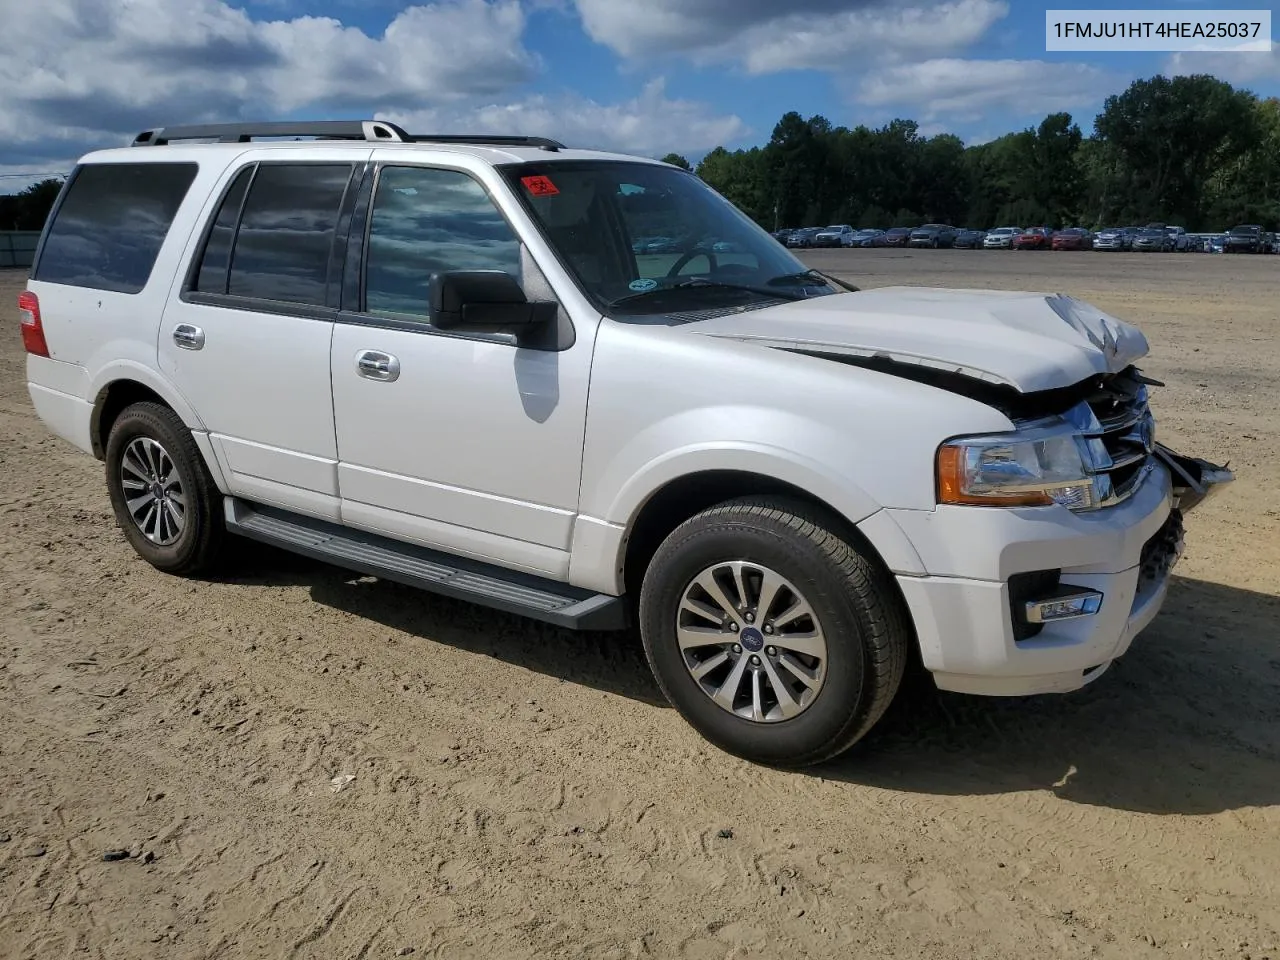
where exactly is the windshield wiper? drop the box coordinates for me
[768,269,860,293]
[609,279,808,308]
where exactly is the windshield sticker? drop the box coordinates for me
[521,175,560,196]
[628,278,658,292]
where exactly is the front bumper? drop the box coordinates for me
[889,446,1232,696]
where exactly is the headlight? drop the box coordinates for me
[937,431,1097,509]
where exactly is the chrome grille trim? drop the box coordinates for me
[1063,378,1157,511]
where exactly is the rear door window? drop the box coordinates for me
[32,162,198,294]
[224,164,355,306]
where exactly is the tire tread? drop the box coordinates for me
[640,495,910,766]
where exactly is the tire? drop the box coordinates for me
[638,497,910,767]
[104,401,225,576]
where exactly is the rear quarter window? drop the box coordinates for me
[32,162,198,294]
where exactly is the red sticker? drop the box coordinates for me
[521,175,560,197]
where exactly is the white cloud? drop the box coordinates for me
[1164,49,1279,87]
[0,0,746,178]
[857,59,1119,125]
[571,0,1009,72]
[381,79,749,157]
[0,0,536,161]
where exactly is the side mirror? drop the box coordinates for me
[429,271,558,330]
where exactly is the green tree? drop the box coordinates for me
[1094,74,1259,226]
[660,153,691,170]
[0,177,64,231]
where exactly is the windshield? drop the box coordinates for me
[499,161,839,318]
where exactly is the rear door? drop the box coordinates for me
[159,151,369,520]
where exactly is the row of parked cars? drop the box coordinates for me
[774,223,1279,253]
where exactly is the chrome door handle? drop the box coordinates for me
[172,323,205,350]
[355,349,400,382]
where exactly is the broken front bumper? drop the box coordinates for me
[889,444,1233,696]
[1155,444,1234,515]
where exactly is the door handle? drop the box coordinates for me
[355,349,400,382]
[172,323,205,350]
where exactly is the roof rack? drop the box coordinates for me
[131,122,564,151]
[132,121,412,146]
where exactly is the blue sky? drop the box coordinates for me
[0,0,1276,189]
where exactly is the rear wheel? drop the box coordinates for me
[104,402,225,575]
[638,497,910,767]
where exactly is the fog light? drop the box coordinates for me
[1024,589,1104,624]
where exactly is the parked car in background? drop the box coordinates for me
[879,227,913,247]
[1263,231,1279,254]
[1092,227,1128,251]
[1224,225,1265,253]
[770,229,793,244]
[786,227,824,249]
[812,224,857,248]
[1051,228,1093,251]
[982,227,1021,249]
[952,228,987,249]
[908,224,958,248]
[1132,228,1171,252]
[1163,226,1191,251]
[850,228,885,247]
[633,236,680,254]
[1012,227,1053,250]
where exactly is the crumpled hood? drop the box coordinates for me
[684,286,1149,393]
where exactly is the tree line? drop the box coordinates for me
[0,179,63,231]
[664,74,1280,233]
[3,73,1276,235]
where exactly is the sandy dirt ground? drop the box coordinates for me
[1,250,1277,960]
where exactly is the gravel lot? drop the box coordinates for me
[2,250,1277,959]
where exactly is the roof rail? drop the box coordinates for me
[131,123,566,152]
[131,121,412,146]
[410,134,564,152]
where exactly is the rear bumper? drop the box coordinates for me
[890,447,1231,696]
[27,355,94,456]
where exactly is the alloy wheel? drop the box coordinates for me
[676,561,828,723]
[119,436,186,546]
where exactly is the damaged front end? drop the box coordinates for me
[1154,445,1235,515]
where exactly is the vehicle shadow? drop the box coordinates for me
[209,538,667,707]
[825,577,1280,816]
[210,542,1278,815]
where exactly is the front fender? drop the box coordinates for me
[605,440,883,531]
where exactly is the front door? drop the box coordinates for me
[329,160,595,579]
[159,151,369,519]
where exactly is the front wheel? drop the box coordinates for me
[104,402,225,575]
[638,498,910,767]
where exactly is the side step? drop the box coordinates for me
[223,499,629,631]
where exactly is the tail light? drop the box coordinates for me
[18,291,49,357]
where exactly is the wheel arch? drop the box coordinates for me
[615,469,918,613]
[88,366,229,494]
[88,364,205,460]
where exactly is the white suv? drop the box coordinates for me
[21,120,1232,766]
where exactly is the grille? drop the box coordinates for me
[1065,370,1158,510]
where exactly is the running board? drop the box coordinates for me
[223,499,629,631]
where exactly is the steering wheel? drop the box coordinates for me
[666,250,717,277]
